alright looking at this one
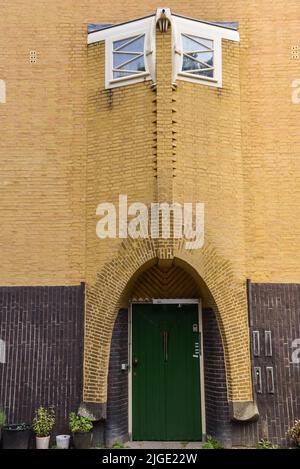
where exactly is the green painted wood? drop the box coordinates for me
[132,303,202,441]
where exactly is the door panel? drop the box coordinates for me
[132,303,202,441]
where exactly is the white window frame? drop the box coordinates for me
[172,16,240,88]
[88,17,156,89]
[87,13,239,90]
[180,33,216,82]
[111,34,147,81]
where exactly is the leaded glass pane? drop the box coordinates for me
[113,35,145,79]
[182,35,213,52]
[181,34,214,78]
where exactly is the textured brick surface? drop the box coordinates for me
[249,283,300,446]
[85,20,251,405]
[1,0,300,441]
[106,309,129,446]
[0,285,84,434]
[0,2,299,283]
[203,308,231,445]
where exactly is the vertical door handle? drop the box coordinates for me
[163,331,169,362]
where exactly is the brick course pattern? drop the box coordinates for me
[249,283,300,447]
[106,309,129,446]
[1,0,300,440]
[85,21,251,406]
[0,285,84,434]
[1,3,299,282]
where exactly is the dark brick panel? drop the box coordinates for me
[249,283,300,446]
[106,309,129,445]
[202,308,259,448]
[0,285,84,435]
[202,308,232,446]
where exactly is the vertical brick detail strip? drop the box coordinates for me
[0,284,84,434]
[106,309,129,445]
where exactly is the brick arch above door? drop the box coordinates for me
[130,264,201,300]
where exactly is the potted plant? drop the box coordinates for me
[33,406,55,449]
[69,412,93,449]
[56,434,71,449]
[2,423,31,449]
[287,419,300,447]
[0,410,5,442]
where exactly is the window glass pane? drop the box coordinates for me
[113,53,139,68]
[181,34,214,79]
[185,51,213,64]
[114,35,144,52]
[117,56,145,72]
[182,35,213,52]
[192,69,214,78]
[114,37,132,50]
[113,35,145,79]
[113,70,136,79]
[182,53,213,70]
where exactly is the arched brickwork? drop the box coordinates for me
[83,237,252,411]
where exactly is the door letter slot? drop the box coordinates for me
[254,366,262,393]
[253,331,260,357]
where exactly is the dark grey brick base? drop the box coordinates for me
[202,308,232,446]
[249,282,300,446]
[1,283,299,448]
[0,284,84,435]
[106,309,129,446]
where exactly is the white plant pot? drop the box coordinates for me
[56,434,70,449]
[36,435,50,449]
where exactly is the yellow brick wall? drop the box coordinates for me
[1,1,299,284]
[85,26,251,404]
[1,1,299,406]
[86,42,156,282]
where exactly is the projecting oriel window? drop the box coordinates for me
[87,11,240,89]
[181,34,214,79]
[113,35,146,79]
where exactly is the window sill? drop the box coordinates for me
[178,71,217,83]
[108,71,150,88]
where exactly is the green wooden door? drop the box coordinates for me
[132,303,202,441]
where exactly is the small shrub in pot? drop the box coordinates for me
[257,439,280,449]
[2,423,31,449]
[69,412,93,449]
[0,410,5,442]
[287,419,300,447]
[33,407,55,449]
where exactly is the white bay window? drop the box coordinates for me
[87,9,240,89]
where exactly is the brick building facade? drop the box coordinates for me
[0,1,300,447]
